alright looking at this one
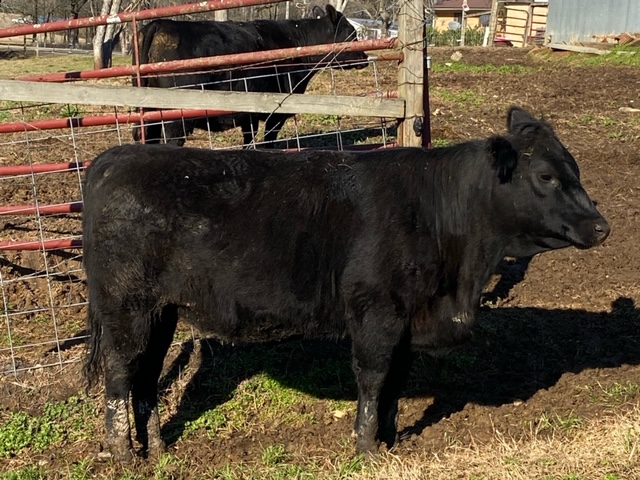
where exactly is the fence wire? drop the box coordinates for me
[0,0,427,378]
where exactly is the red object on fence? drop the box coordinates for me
[0,202,83,216]
[0,239,82,251]
[18,39,396,83]
[0,162,86,176]
[0,109,229,135]
[0,0,281,39]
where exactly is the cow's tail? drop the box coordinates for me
[131,21,162,88]
[83,301,104,391]
[131,22,163,141]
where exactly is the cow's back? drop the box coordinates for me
[83,145,365,340]
[136,19,264,89]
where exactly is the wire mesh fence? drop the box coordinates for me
[0,60,399,377]
[0,0,424,378]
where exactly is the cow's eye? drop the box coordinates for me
[538,174,561,188]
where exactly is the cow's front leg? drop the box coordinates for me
[352,356,385,454]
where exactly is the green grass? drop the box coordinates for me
[0,396,96,458]
[0,466,46,480]
[432,87,484,107]
[537,410,583,433]
[303,114,341,128]
[152,453,189,480]
[0,53,129,80]
[206,461,317,480]
[0,100,87,123]
[183,373,317,440]
[535,45,640,67]
[431,62,533,75]
[67,458,93,480]
[431,138,453,147]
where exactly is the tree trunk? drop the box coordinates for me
[332,0,349,12]
[92,0,121,69]
[69,1,88,48]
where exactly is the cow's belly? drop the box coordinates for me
[177,299,348,344]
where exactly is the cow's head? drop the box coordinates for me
[311,5,368,68]
[489,106,610,257]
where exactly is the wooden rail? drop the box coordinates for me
[0,80,405,119]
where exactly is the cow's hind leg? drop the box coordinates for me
[102,325,136,462]
[138,122,163,144]
[262,114,288,148]
[131,305,178,458]
[240,115,260,148]
[376,333,413,449]
[161,120,192,146]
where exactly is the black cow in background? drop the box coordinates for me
[131,5,366,147]
[84,107,610,461]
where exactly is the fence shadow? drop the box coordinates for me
[159,296,640,447]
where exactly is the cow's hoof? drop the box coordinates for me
[377,430,398,449]
[105,441,135,463]
[355,439,379,458]
[97,448,134,463]
[147,438,167,459]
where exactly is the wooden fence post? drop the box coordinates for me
[488,0,499,44]
[397,0,425,147]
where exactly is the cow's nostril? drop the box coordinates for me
[594,222,611,240]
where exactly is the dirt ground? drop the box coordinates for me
[1,46,639,476]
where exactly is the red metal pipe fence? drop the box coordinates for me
[0,109,230,134]
[0,202,83,216]
[0,163,87,177]
[18,39,395,83]
[0,0,281,39]
[0,239,82,251]
[0,0,408,253]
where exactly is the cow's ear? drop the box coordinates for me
[507,106,539,135]
[325,4,339,23]
[312,6,325,18]
[488,136,518,184]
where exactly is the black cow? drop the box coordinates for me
[132,5,366,147]
[84,107,609,461]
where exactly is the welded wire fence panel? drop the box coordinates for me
[0,104,136,375]
[0,57,398,376]
[0,0,413,377]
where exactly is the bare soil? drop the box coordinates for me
[1,46,639,477]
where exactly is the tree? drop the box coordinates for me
[69,0,89,47]
[332,0,349,12]
[92,0,121,68]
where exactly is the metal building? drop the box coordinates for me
[546,0,640,44]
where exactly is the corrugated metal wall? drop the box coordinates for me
[546,0,640,44]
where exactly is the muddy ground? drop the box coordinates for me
[0,46,639,475]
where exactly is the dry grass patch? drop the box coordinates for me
[351,408,640,480]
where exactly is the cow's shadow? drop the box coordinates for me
[159,294,640,448]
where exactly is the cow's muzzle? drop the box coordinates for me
[573,216,611,249]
